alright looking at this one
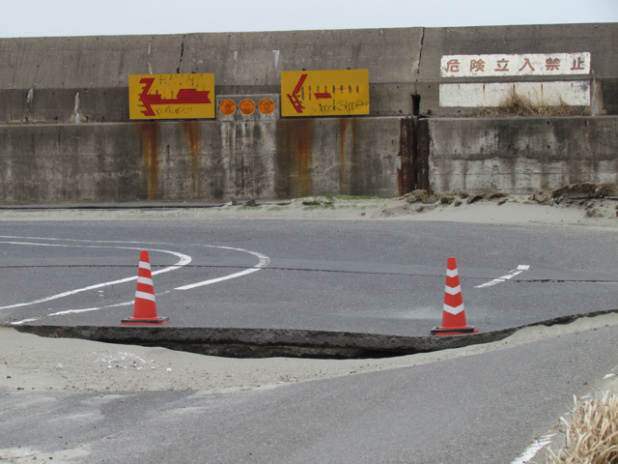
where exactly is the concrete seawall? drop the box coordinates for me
[0,28,421,123]
[0,24,616,203]
[425,116,618,194]
[0,118,402,203]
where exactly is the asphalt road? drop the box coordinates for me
[1,219,616,334]
[2,323,618,463]
[1,217,617,463]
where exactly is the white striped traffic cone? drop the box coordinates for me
[122,250,169,326]
[431,257,478,335]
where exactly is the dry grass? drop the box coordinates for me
[547,392,618,464]
[476,87,588,117]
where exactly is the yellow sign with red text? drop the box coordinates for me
[281,69,369,117]
[129,73,215,120]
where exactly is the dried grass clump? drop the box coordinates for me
[476,88,587,117]
[548,392,618,464]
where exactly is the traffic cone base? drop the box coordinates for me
[432,257,479,336]
[431,325,478,336]
[122,250,169,326]
[121,316,169,326]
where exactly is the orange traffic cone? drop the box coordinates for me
[122,250,169,326]
[431,257,478,336]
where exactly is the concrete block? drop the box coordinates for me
[427,116,618,194]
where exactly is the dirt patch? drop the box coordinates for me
[1,183,616,228]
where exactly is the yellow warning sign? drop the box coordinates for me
[281,69,369,117]
[129,73,215,120]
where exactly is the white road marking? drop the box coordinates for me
[1,236,271,322]
[12,292,176,324]
[48,307,101,316]
[0,240,191,311]
[475,265,530,289]
[176,246,271,290]
[10,318,39,325]
[510,432,556,464]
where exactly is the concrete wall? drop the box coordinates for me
[0,28,421,123]
[425,116,618,194]
[0,118,401,204]
[417,23,618,116]
[0,24,616,203]
[3,24,616,123]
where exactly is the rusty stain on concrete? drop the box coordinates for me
[294,119,313,198]
[339,119,348,192]
[350,119,359,193]
[183,120,201,197]
[349,119,364,195]
[397,118,416,195]
[140,122,158,200]
[338,119,359,195]
[416,118,430,191]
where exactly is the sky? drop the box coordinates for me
[1,0,617,38]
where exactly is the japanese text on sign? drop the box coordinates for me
[281,69,369,117]
[440,53,590,78]
[129,73,215,120]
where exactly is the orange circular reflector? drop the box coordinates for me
[259,98,276,115]
[239,99,256,115]
[220,99,236,116]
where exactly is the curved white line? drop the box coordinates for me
[176,246,271,290]
[2,237,271,321]
[0,241,191,311]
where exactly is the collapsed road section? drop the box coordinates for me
[12,309,618,359]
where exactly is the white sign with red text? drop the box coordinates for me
[440,52,590,78]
